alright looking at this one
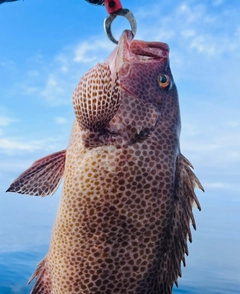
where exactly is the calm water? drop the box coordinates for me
[0,187,239,294]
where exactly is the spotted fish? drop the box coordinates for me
[7,30,204,294]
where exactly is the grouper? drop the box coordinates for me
[7,30,204,294]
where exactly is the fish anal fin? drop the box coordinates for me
[28,257,52,294]
[6,150,66,196]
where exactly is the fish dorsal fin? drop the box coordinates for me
[165,153,204,285]
[6,150,66,196]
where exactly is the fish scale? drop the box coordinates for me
[7,30,203,294]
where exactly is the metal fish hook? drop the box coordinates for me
[104,8,137,44]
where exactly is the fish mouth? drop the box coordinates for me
[106,30,169,72]
[130,39,169,60]
[105,30,133,73]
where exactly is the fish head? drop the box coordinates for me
[73,30,180,139]
[106,30,180,134]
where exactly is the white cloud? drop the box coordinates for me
[0,138,43,154]
[205,182,226,189]
[204,181,240,193]
[135,3,163,20]
[23,86,39,95]
[181,29,196,39]
[55,53,70,73]
[40,74,69,105]
[155,30,176,43]
[0,136,63,155]
[178,3,205,24]
[27,70,39,77]
[213,0,224,6]
[181,126,240,169]
[0,59,15,71]
[19,36,117,107]
[27,51,43,64]
[55,116,68,124]
[227,121,240,128]
[0,108,16,127]
[74,39,114,63]
[136,2,240,58]
[74,42,97,63]
[182,123,199,137]
[0,115,15,127]
[190,35,216,56]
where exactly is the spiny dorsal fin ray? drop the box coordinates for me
[6,150,66,196]
[159,153,203,286]
[176,152,203,273]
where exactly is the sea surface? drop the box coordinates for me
[0,185,239,294]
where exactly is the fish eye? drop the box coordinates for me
[158,74,170,89]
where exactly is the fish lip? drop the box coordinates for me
[105,30,169,73]
[105,30,134,73]
[129,40,169,60]
[120,29,134,46]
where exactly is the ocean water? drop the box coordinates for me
[0,187,239,294]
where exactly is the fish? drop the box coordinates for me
[7,30,204,294]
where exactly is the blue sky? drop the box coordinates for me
[0,0,240,289]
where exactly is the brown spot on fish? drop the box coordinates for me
[8,30,203,294]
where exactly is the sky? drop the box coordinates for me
[0,0,240,291]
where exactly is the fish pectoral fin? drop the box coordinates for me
[6,149,66,196]
[28,256,51,294]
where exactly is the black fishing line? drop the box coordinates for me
[85,0,104,5]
